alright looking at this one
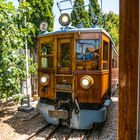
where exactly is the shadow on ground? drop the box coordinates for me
[0,99,47,137]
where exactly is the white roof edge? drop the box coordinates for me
[38,27,111,38]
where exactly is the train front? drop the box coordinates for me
[38,13,112,129]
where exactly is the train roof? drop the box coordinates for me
[38,27,111,38]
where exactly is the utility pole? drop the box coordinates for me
[18,0,34,112]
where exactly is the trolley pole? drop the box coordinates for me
[100,0,103,27]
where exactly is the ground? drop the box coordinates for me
[0,100,47,140]
[0,93,118,140]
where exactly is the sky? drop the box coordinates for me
[7,0,119,31]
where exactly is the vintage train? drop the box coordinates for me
[37,10,118,129]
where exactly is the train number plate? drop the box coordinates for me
[48,110,68,119]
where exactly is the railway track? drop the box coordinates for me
[25,122,103,140]
[23,91,117,140]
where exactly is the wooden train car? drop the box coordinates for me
[37,12,118,129]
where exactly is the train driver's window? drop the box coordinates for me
[76,39,100,70]
[41,43,53,68]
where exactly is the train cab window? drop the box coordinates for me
[102,41,109,70]
[41,43,53,68]
[60,43,70,67]
[76,39,100,70]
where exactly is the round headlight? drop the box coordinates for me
[80,75,94,89]
[59,13,71,26]
[40,74,50,85]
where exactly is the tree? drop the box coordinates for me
[26,0,54,67]
[89,0,102,26]
[27,0,54,36]
[0,1,34,101]
[71,0,90,28]
[103,12,119,49]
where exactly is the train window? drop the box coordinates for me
[60,43,70,67]
[102,41,109,70]
[112,48,118,68]
[41,43,53,68]
[76,39,100,70]
[41,44,53,55]
[41,57,53,68]
[103,41,108,61]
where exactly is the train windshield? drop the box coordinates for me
[76,39,100,70]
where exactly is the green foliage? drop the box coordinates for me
[89,0,102,26]
[27,0,54,35]
[71,0,90,28]
[103,12,119,49]
[0,1,35,101]
[28,59,37,75]
[71,0,101,28]
[26,0,54,75]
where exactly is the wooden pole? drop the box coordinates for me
[119,0,139,139]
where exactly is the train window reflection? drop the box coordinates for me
[41,43,53,68]
[41,43,53,55]
[41,57,53,68]
[76,40,99,61]
[76,40,100,70]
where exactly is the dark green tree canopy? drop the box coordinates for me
[89,0,102,26]
[71,0,90,28]
[28,0,54,35]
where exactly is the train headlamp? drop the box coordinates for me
[59,13,71,26]
[80,75,94,89]
[40,74,50,85]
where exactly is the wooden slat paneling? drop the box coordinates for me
[119,0,139,139]
[76,74,101,103]
[101,73,109,98]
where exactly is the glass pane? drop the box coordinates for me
[41,43,53,55]
[103,63,107,70]
[60,43,70,67]
[41,43,53,68]
[41,57,53,68]
[76,40,100,61]
[76,39,100,70]
[103,41,108,61]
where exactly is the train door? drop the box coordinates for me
[57,39,72,74]
[55,38,73,97]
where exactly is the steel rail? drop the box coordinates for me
[25,123,50,140]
